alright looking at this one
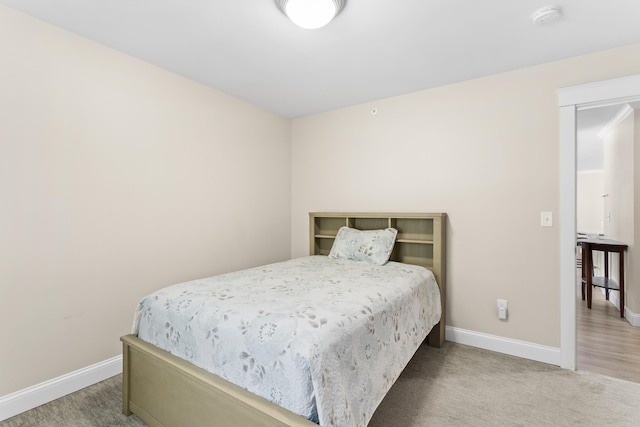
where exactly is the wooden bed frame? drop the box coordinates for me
[121,212,446,427]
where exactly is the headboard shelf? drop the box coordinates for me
[309,212,446,287]
[309,211,447,347]
[396,238,434,244]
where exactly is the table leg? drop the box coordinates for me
[604,250,610,300]
[619,251,625,318]
[580,245,586,301]
[586,244,593,309]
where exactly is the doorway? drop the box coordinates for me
[576,105,640,382]
[558,74,640,370]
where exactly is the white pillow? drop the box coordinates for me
[328,226,398,266]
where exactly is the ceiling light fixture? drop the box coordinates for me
[275,0,346,29]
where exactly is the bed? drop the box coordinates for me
[121,212,446,427]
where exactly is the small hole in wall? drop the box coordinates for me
[370,108,378,116]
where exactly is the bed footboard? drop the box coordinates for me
[121,335,315,427]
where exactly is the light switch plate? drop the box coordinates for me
[497,299,508,320]
[541,211,553,227]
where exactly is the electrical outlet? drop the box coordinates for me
[497,299,508,320]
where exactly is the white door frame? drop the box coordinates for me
[557,74,640,369]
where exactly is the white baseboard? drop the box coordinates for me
[0,356,122,422]
[445,326,561,366]
[598,289,640,326]
[626,308,640,327]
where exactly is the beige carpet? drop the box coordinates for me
[370,342,640,426]
[3,342,639,426]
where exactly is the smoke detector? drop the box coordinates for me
[531,6,562,25]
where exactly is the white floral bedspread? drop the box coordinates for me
[133,256,441,427]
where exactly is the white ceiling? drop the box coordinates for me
[2,0,640,119]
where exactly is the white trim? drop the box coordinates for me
[558,73,640,371]
[558,74,640,107]
[559,105,577,370]
[597,104,633,138]
[445,326,561,366]
[0,356,122,422]
[598,289,640,327]
[626,307,640,327]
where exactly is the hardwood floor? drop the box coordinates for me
[577,284,640,383]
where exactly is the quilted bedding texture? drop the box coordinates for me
[133,256,441,427]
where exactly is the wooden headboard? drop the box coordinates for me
[309,212,447,346]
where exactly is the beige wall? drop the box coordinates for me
[291,43,640,348]
[577,171,604,235]
[0,6,291,396]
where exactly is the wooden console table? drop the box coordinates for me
[578,238,628,318]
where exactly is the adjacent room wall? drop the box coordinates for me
[603,112,634,244]
[0,6,291,396]
[291,43,640,349]
[634,111,640,313]
[577,171,604,235]
[602,110,634,312]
